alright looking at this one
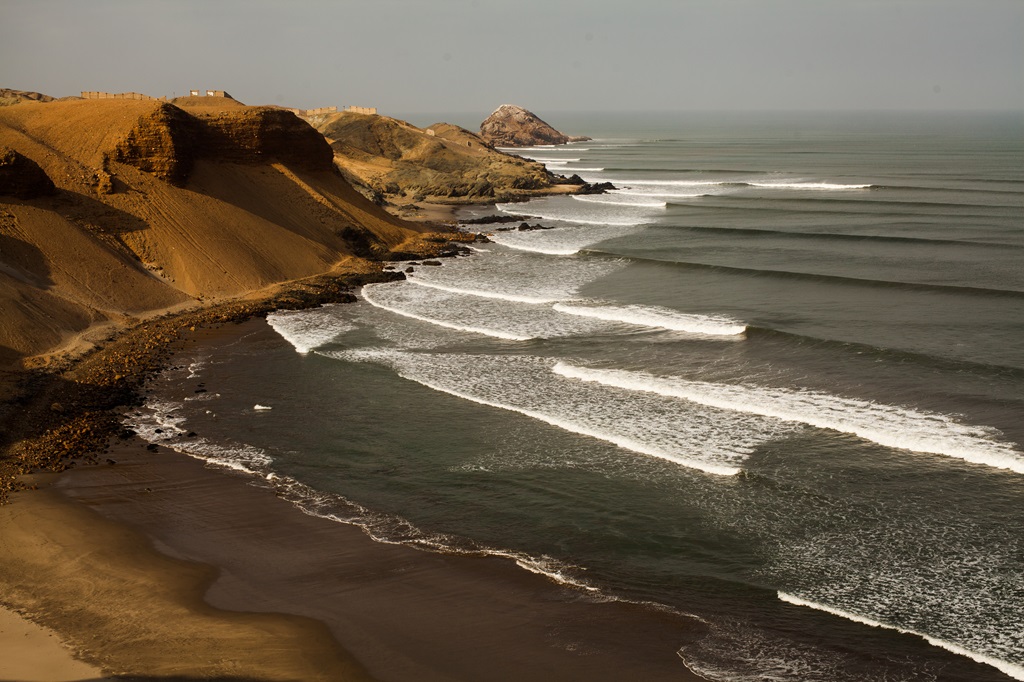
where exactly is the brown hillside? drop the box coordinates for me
[313,112,580,207]
[0,99,427,366]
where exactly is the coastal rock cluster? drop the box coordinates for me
[315,112,569,205]
[479,104,591,147]
[115,103,334,185]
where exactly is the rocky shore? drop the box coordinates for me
[0,229,481,504]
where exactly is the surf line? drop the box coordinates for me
[778,592,1024,681]
[405,278,561,305]
[386,370,740,477]
[361,285,533,341]
[553,363,1024,474]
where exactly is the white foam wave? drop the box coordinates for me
[608,189,704,199]
[572,196,667,208]
[495,202,639,226]
[529,157,580,162]
[750,181,873,190]
[266,305,354,354]
[553,363,1024,473]
[778,593,1024,681]
[384,362,739,476]
[553,303,746,336]
[406,277,560,304]
[361,284,533,340]
[561,167,605,172]
[617,179,729,187]
[331,350,799,476]
[186,358,207,379]
[489,240,581,256]
[125,399,273,475]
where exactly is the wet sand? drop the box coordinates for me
[44,438,705,680]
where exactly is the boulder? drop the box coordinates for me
[479,104,591,148]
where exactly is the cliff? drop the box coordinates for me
[479,105,590,148]
[0,98,431,367]
[313,112,581,209]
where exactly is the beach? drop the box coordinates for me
[0,364,705,680]
[0,220,705,680]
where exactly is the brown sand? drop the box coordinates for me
[0,605,106,682]
[25,440,704,681]
[0,478,373,681]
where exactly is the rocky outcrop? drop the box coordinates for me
[114,104,333,185]
[197,107,334,171]
[114,103,199,184]
[0,147,57,198]
[316,112,568,204]
[479,105,590,148]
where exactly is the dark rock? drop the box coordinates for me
[422,260,442,266]
[479,104,591,148]
[459,214,529,225]
[577,182,617,195]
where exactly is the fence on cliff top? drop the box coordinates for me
[81,91,169,101]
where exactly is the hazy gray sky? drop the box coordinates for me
[2,0,1021,115]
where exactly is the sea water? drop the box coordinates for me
[130,112,1024,681]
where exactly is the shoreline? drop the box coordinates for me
[0,226,706,679]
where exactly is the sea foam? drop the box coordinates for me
[778,592,1024,681]
[361,283,533,340]
[553,363,1024,474]
[329,350,802,476]
[266,306,355,354]
[553,302,746,336]
[406,277,561,304]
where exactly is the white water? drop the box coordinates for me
[326,350,804,477]
[553,363,1024,473]
[266,306,355,354]
[778,592,1024,681]
[553,302,746,336]
[361,283,534,340]
[406,277,561,304]
[572,195,667,208]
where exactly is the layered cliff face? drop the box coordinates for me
[479,104,590,148]
[113,103,198,184]
[114,103,334,186]
[315,112,575,205]
[0,98,427,365]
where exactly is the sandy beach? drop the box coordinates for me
[0,422,704,680]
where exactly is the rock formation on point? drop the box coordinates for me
[479,104,590,148]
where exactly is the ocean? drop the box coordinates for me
[129,111,1023,681]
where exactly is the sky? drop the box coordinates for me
[1,0,1021,117]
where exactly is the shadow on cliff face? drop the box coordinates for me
[49,189,152,237]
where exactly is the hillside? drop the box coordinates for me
[0,97,430,367]
[311,112,581,211]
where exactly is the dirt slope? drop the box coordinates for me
[0,98,426,366]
